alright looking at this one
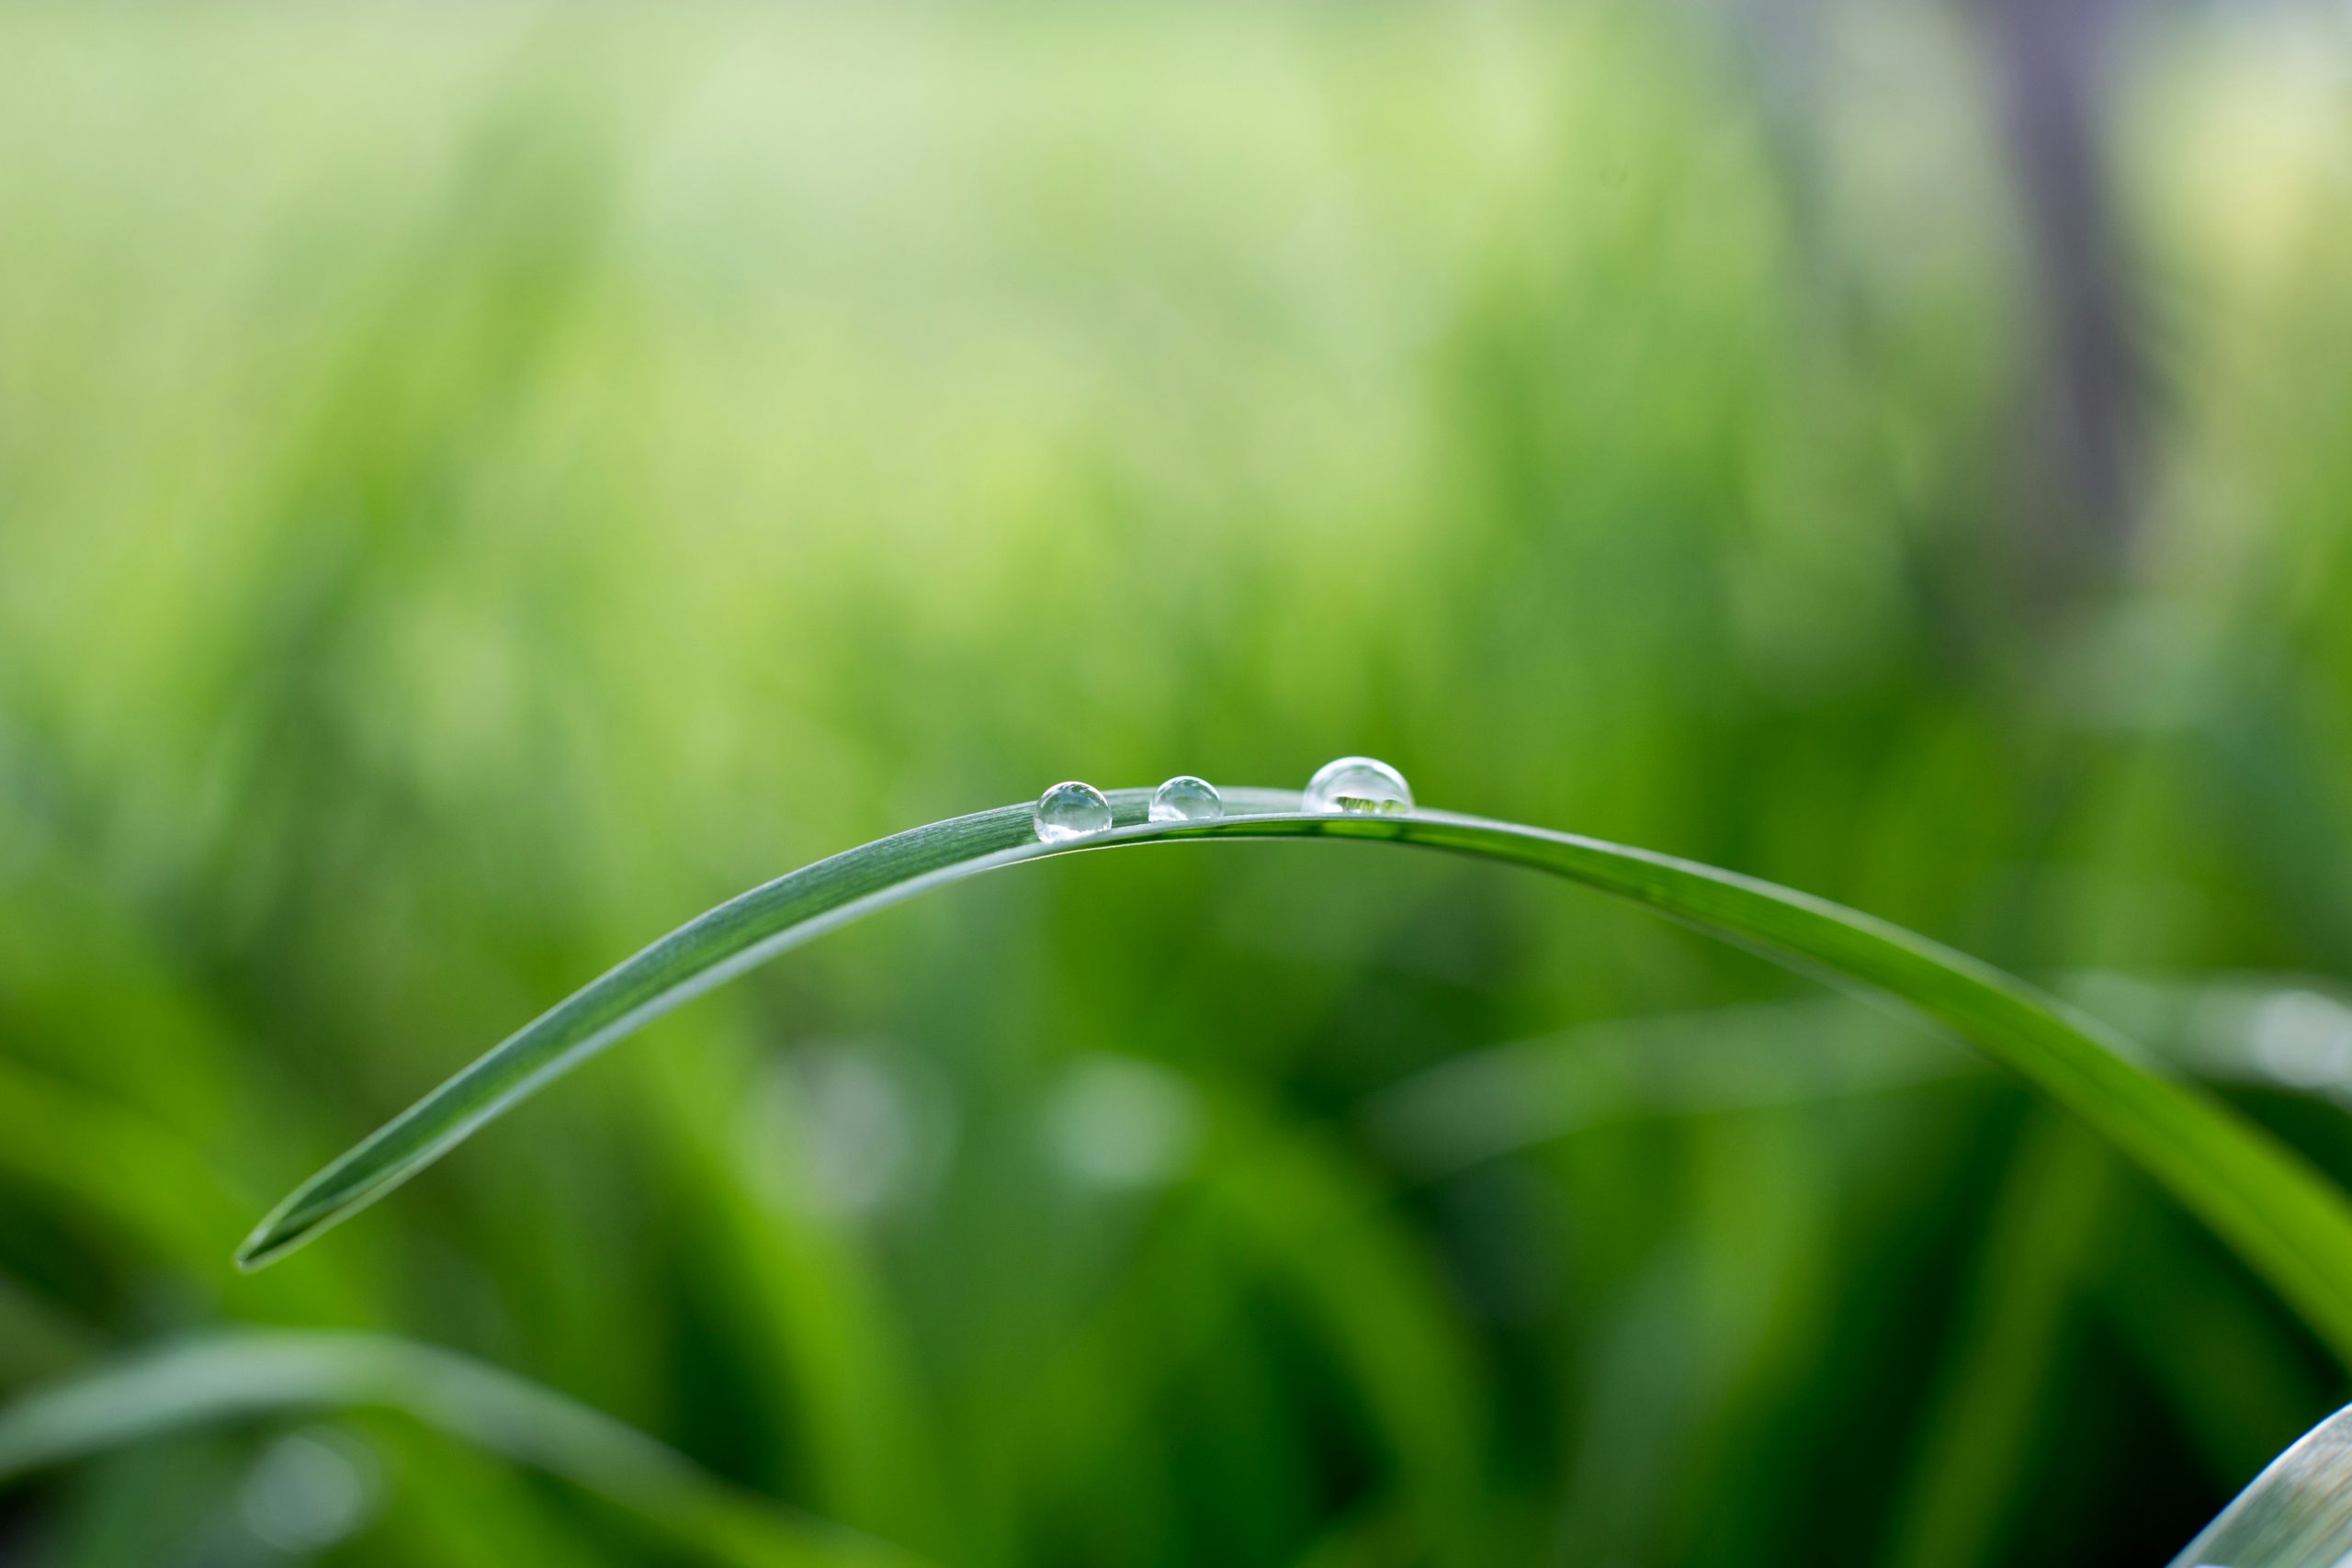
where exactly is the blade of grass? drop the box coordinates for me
[237,787,2352,1370]
[2165,1403,2352,1568]
[0,1330,927,1568]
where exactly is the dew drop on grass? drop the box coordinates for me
[1303,756,1414,816]
[1148,775,1224,823]
[1034,781,1114,843]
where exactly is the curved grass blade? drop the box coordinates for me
[0,1330,925,1568]
[2166,1403,2352,1567]
[238,787,2352,1368]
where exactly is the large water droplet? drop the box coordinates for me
[1303,756,1414,816]
[1149,775,1224,823]
[1034,781,1114,843]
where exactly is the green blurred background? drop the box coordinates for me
[5,2,2352,1563]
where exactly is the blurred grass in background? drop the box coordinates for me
[4,1,2352,1563]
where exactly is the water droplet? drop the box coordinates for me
[1303,756,1414,816]
[1148,775,1224,823]
[1034,780,1114,843]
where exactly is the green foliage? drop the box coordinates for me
[6,4,2352,1565]
[0,1333,922,1567]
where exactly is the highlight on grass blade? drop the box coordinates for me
[238,787,2352,1374]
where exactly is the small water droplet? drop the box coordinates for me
[1034,781,1114,843]
[1303,756,1414,816]
[1148,775,1224,823]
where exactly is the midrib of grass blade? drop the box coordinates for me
[238,787,2352,1370]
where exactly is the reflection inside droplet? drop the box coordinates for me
[1149,775,1224,823]
[1034,781,1114,844]
[1303,756,1413,816]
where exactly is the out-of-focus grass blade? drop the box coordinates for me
[2168,1404,2352,1568]
[1361,998,1971,1177]
[238,788,2352,1369]
[0,1275,99,1385]
[0,1331,926,1568]
[1882,1113,2118,1568]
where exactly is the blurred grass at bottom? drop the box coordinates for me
[4,1,2352,1563]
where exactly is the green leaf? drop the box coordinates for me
[0,1330,927,1567]
[236,788,2352,1369]
[2166,1403,2352,1567]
